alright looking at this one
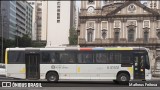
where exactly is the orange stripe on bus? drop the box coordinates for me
[80,48,92,51]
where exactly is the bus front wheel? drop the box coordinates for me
[46,72,59,82]
[117,73,129,84]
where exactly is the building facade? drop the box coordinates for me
[78,1,160,67]
[28,1,37,40]
[0,1,33,40]
[46,1,76,46]
[79,1,160,46]
[28,1,47,41]
[25,2,33,38]
[147,1,160,9]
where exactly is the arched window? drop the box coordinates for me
[87,29,94,42]
[144,31,149,43]
[114,31,119,42]
[128,29,134,42]
[88,0,95,4]
[102,29,107,39]
[157,32,160,39]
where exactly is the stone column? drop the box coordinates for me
[95,19,101,44]
[109,19,114,43]
[78,19,86,44]
[136,18,143,43]
[120,19,127,43]
[149,18,157,43]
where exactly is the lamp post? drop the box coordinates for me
[1,9,5,63]
[1,15,4,63]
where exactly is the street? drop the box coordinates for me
[0,77,160,90]
[0,87,160,90]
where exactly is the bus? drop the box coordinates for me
[5,47,151,83]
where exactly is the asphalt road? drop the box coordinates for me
[0,87,160,90]
[0,77,159,90]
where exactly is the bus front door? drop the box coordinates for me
[25,53,40,79]
[133,53,145,80]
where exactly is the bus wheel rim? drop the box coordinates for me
[121,76,127,81]
[50,75,56,81]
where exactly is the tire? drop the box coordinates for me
[117,73,129,84]
[46,72,59,82]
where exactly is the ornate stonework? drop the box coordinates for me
[79,1,160,48]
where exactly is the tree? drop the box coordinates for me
[68,27,78,45]
[0,37,15,63]
[17,34,32,47]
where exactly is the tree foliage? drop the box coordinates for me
[16,34,32,47]
[68,27,78,45]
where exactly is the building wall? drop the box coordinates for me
[79,1,160,45]
[9,1,17,39]
[16,1,26,38]
[41,1,48,41]
[28,1,37,40]
[78,1,160,69]
[26,2,33,38]
[28,1,47,41]
[0,1,33,40]
[46,1,76,46]
[36,1,42,41]
[147,1,160,9]
[0,1,15,39]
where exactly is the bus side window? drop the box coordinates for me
[114,52,121,64]
[78,53,83,63]
[83,53,93,64]
[121,52,132,64]
[55,52,60,63]
[41,52,51,63]
[78,52,93,64]
[95,53,107,63]
[59,52,76,64]
[8,51,24,64]
[50,52,56,63]
[109,52,114,63]
[69,52,76,63]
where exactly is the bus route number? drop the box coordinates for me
[107,66,119,69]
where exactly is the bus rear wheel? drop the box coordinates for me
[117,73,129,84]
[46,72,59,82]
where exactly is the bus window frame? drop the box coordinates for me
[40,50,78,64]
[58,51,77,64]
[8,50,25,64]
[77,51,94,64]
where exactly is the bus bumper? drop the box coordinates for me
[145,73,152,80]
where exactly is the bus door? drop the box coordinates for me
[133,52,145,80]
[25,53,40,79]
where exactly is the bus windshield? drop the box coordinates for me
[145,54,150,69]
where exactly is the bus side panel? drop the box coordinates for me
[145,69,152,80]
[59,64,77,79]
[6,64,25,79]
[120,66,134,80]
[100,64,121,80]
[40,64,60,79]
[99,64,121,80]
[76,64,121,80]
